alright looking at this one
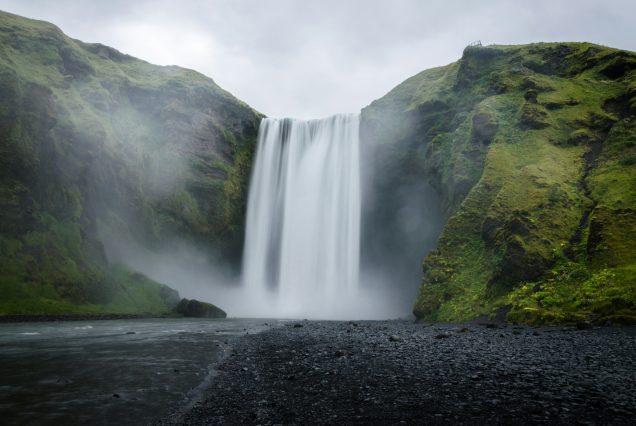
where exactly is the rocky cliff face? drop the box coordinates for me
[2,10,634,323]
[362,42,636,324]
[0,11,261,314]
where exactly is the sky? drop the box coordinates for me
[0,0,634,118]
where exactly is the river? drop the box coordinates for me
[0,318,274,425]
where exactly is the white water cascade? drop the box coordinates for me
[241,114,361,318]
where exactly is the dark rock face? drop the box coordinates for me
[523,89,538,103]
[175,298,226,318]
[600,53,636,79]
[499,235,550,283]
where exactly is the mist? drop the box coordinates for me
[96,108,444,321]
[100,231,419,320]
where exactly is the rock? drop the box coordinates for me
[600,54,636,79]
[499,235,550,282]
[524,89,538,103]
[175,298,226,319]
[576,321,592,330]
[435,333,451,339]
[389,335,402,342]
[334,350,349,357]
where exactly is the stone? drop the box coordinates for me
[524,89,538,103]
[175,298,226,318]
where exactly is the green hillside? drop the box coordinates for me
[0,11,261,315]
[362,42,636,325]
[2,9,635,324]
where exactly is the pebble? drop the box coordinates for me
[165,321,636,425]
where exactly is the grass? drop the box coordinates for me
[366,42,636,324]
[0,10,261,314]
[0,262,177,315]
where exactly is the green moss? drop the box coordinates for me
[506,263,635,324]
[0,10,261,314]
[0,263,178,315]
[363,41,636,324]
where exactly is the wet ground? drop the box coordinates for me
[170,320,635,425]
[0,318,273,425]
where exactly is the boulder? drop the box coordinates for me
[524,89,538,103]
[175,298,227,318]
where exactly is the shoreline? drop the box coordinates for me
[167,320,636,425]
[0,313,173,323]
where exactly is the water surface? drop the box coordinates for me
[0,318,272,425]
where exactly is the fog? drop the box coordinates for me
[98,110,445,320]
[100,230,425,320]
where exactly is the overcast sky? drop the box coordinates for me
[0,0,634,118]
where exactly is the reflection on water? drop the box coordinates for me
[0,318,273,425]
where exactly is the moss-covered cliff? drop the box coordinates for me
[362,42,636,324]
[0,11,261,315]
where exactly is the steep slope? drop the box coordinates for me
[362,42,636,324]
[0,11,261,314]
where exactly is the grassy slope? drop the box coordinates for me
[362,42,636,324]
[0,11,261,314]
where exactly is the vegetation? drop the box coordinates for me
[0,11,261,315]
[362,42,636,325]
[2,9,634,324]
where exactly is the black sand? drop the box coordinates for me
[165,320,635,425]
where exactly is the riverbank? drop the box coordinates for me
[0,313,155,322]
[166,320,636,425]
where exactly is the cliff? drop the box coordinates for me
[0,11,261,314]
[362,42,636,324]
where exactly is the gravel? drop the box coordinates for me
[163,320,636,425]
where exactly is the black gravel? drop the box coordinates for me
[164,321,635,425]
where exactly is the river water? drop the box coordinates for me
[0,318,273,425]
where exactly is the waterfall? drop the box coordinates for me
[241,114,361,318]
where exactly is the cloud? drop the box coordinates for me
[0,0,634,118]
